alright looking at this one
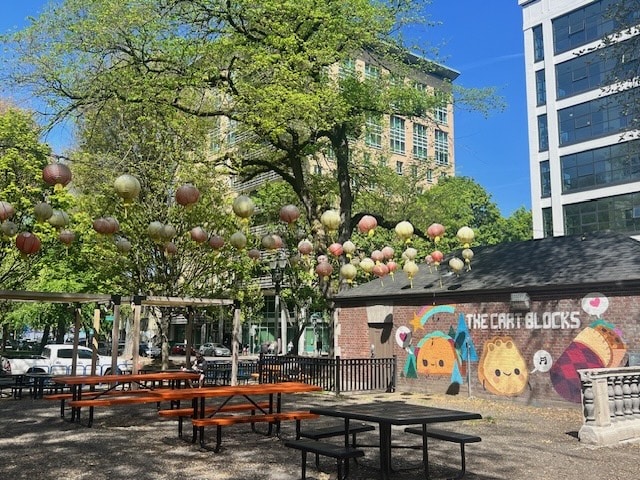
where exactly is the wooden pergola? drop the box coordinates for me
[0,290,235,377]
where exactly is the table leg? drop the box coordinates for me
[378,422,392,480]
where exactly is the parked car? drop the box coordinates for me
[140,343,161,358]
[170,343,197,355]
[199,342,231,357]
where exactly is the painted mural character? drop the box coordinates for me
[415,331,461,377]
[478,336,529,397]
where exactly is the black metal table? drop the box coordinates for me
[25,372,54,399]
[310,401,482,480]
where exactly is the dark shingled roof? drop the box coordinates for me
[334,231,640,303]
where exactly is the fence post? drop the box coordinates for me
[390,355,397,393]
[335,356,341,395]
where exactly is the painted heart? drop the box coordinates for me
[589,298,600,307]
[399,332,407,342]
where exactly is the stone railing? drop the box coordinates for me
[578,366,640,445]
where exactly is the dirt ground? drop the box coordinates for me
[1,389,638,480]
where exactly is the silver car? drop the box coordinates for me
[198,342,231,356]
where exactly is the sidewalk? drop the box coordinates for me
[0,390,638,479]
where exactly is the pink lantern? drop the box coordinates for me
[358,215,377,235]
[431,250,444,266]
[208,235,225,250]
[387,260,398,275]
[164,242,178,256]
[315,261,333,281]
[427,223,445,243]
[279,204,301,224]
[373,263,389,278]
[328,243,343,257]
[297,239,313,256]
[16,232,41,255]
[42,163,72,188]
[247,248,261,261]
[189,226,208,243]
[381,246,394,260]
[371,250,384,264]
[175,183,200,207]
[0,201,14,221]
[58,229,75,246]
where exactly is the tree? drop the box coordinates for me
[2,0,501,253]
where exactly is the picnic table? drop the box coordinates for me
[310,401,482,480]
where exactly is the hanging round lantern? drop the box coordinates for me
[315,261,333,282]
[403,260,419,287]
[33,202,53,222]
[247,248,261,261]
[350,256,361,268]
[189,226,208,243]
[387,260,398,275]
[342,240,356,259]
[328,242,343,257]
[431,250,444,266]
[340,263,358,284]
[208,234,225,250]
[272,234,284,249]
[449,257,464,274]
[381,246,394,260]
[105,217,119,234]
[114,174,141,205]
[229,231,247,250]
[48,210,69,228]
[427,223,445,243]
[373,263,389,279]
[403,247,418,261]
[279,204,301,224]
[93,217,119,235]
[462,248,474,270]
[425,254,434,265]
[115,237,132,253]
[58,229,75,246]
[320,210,340,233]
[15,232,41,255]
[357,215,377,236]
[175,183,200,207]
[371,250,384,264]
[164,241,178,256]
[232,195,255,220]
[0,201,14,221]
[262,234,277,251]
[42,163,72,188]
[161,224,177,240]
[457,226,475,248]
[148,221,164,241]
[395,221,414,242]
[297,239,313,256]
[1,220,18,237]
[360,257,375,274]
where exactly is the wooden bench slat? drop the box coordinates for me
[192,410,318,427]
[158,401,271,418]
[68,395,161,408]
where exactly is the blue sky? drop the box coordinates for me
[0,0,530,217]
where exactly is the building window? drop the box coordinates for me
[364,63,380,81]
[553,0,618,55]
[532,24,544,62]
[537,114,548,152]
[412,123,428,160]
[540,160,551,197]
[390,115,405,154]
[411,164,418,177]
[339,58,356,79]
[558,92,632,146]
[561,140,640,193]
[535,70,546,106]
[396,161,403,175]
[542,207,553,238]
[564,191,640,235]
[426,169,433,183]
[226,119,238,146]
[365,114,382,149]
[434,130,448,165]
[434,105,448,125]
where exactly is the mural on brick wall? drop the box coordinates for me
[549,292,626,403]
[399,305,478,385]
[399,292,627,402]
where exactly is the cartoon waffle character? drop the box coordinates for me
[478,336,528,397]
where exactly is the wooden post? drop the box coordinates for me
[71,304,82,375]
[90,308,100,375]
[110,296,121,374]
[231,300,241,386]
[131,295,145,376]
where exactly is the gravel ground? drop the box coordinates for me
[1,389,638,480]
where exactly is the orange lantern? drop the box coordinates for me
[328,242,343,257]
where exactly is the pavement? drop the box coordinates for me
[0,389,638,480]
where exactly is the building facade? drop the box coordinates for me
[520,0,640,238]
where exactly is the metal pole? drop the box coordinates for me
[274,279,281,354]
[467,342,472,397]
[110,295,121,375]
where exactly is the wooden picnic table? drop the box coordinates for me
[151,381,322,449]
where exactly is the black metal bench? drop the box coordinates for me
[284,438,364,480]
[299,422,375,467]
[404,426,481,480]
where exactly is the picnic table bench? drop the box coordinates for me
[284,438,364,480]
[68,394,164,426]
[192,410,319,452]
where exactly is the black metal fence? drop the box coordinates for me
[203,355,396,394]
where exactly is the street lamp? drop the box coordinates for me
[269,249,288,354]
